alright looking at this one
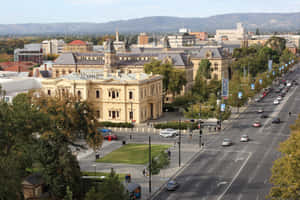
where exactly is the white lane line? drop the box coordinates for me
[217,152,252,200]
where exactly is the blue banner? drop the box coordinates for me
[272,71,275,76]
[285,64,288,67]
[268,60,273,72]
[221,104,225,112]
[251,83,255,90]
[238,92,243,99]
[259,79,262,85]
[222,78,229,98]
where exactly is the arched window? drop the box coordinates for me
[96,90,100,98]
[77,90,81,99]
[112,91,116,99]
[47,90,51,96]
[129,91,133,99]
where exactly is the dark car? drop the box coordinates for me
[166,180,179,191]
[272,118,281,124]
[260,114,268,118]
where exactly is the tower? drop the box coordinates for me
[104,39,116,73]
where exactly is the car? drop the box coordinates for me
[273,99,280,105]
[255,98,261,102]
[277,96,282,101]
[103,133,118,140]
[166,180,179,191]
[260,114,268,118]
[252,121,262,127]
[287,82,292,87]
[160,128,178,138]
[272,118,281,124]
[275,89,281,93]
[222,138,233,147]
[257,108,264,113]
[240,134,249,142]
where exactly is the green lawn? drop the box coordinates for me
[96,143,171,165]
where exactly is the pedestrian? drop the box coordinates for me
[142,168,146,176]
[289,111,292,117]
[168,150,171,159]
[130,134,132,140]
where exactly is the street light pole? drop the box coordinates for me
[199,103,202,148]
[178,119,181,167]
[149,136,152,195]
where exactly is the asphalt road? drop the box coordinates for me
[153,65,300,200]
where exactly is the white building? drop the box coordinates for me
[215,23,247,41]
[0,72,42,103]
[42,39,65,55]
[167,34,196,48]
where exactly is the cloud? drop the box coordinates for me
[65,0,122,5]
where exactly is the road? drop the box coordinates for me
[153,65,300,200]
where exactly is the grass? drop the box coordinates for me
[81,171,126,181]
[96,143,171,165]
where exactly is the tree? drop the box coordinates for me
[197,59,211,79]
[255,28,260,35]
[168,70,187,96]
[268,115,300,199]
[85,169,129,200]
[280,48,295,64]
[265,36,286,55]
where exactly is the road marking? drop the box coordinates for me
[217,181,228,187]
[217,152,252,200]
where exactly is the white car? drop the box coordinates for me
[287,82,292,87]
[273,99,280,105]
[160,128,178,138]
[222,138,233,147]
[277,96,282,101]
[240,134,249,142]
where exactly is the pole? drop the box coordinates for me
[178,119,181,167]
[149,136,152,195]
[130,102,133,139]
[199,103,202,147]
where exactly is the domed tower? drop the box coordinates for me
[104,39,117,73]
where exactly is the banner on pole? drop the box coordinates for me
[221,78,229,99]
[259,79,262,85]
[251,83,255,90]
[221,104,225,112]
[238,92,243,99]
[268,60,273,72]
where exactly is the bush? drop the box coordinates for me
[97,121,134,128]
[154,121,198,130]
[149,151,170,175]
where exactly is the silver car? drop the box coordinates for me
[160,128,178,138]
[222,138,232,147]
[166,180,179,191]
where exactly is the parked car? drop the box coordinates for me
[273,99,280,105]
[103,133,118,140]
[222,138,233,147]
[277,96,282,101]
[252,121,262,127]
[255,98,261,102]
[257,108,264,113]
[240,134,249,142]
[272,118,281,124]
[166,180,179,191]
[260,114,268,118]
[160,128,178,138]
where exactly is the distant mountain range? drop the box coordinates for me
[1,13,300,35]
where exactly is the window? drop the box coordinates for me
[77,90,81,99]
[109,111,111,117]
[129,111,133,120]
[112,91,116,99]
[69,70,72,74]
[116,111,119,118]
[112,111,116,119]
[129,91,133,99]
[116,91,119,98]
[214,74,218,79]
[96,90,100,98]
[96,110,100,118]
[109,91,111,97]
[214,63,218,70]
[47,90,51,96]
[62,70,66,75]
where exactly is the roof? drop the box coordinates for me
[191,47,224,59]
[22,173,44,186]
[69,40,87,45]
[54,53,76,65]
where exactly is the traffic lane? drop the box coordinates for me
[153,150,251,200]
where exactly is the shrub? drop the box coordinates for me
[97,121,134,128]
[154,121,198,130]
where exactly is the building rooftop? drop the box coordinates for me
[69,40,87,45]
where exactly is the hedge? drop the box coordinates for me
[154,121,199,130]
[97,121,134,128]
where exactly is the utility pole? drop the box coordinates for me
[178,119,181,167]
[149,136,151,195]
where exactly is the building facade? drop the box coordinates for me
[138,32,149,45]
[14,44,43,64]
[167,34,196,48]
[215,23,247,41]
[190,32,208,41]
[42,39,65,55]
[42,70,163,124]
[63,40,93,53]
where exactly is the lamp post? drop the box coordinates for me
[148,136,152,195]
[199,103,202,148]
[178,119,181,167]
[130,102,133,140]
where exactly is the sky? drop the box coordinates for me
[1,0,300,24]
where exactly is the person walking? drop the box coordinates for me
[289,111,292,117]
